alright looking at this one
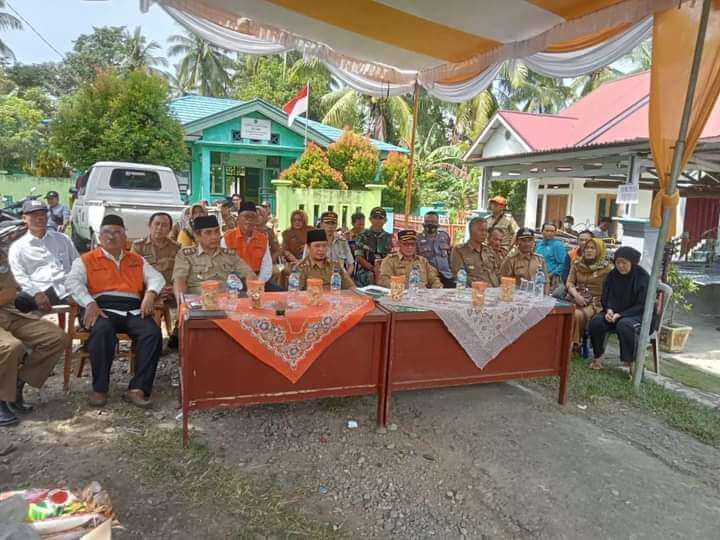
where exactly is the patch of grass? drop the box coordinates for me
[117,426,336,539]
[537,357,720,448]
[657,357,720,395]
[316,395,361,413]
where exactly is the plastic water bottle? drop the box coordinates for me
[407,263,421,300]
[456,267,467,296]
[330,267,342,294]
[226,273,243,297]
[534,268,546,298]
[288,268,300,293]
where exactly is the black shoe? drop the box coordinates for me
[8,380,33,415]
[0,401,19,427]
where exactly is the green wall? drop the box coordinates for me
[0,175,74,208]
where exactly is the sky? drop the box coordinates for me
[2,0,183,65]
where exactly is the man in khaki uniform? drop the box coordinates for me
[450,217,500,287]
[499,227,547,285]
[487,226,508,275]
[0,263,68,427]
[173,215,256,297]
[379,230,443,289]
[297,229,354,290]
[487,195,519,251]
[219,200,237,233]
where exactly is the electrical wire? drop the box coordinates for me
[5,1,65,60]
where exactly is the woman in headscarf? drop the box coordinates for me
[281,209,311,264]
[588,246,650,372]
[567,238,613,352]
[176,204,207,248]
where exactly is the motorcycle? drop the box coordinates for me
[2,187,40,218]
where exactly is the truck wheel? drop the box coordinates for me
[71,226,90,253]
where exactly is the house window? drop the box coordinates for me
[596,194,617,223]
[270,133,280,144]
[210,152,224,194]
[231,130,243,142]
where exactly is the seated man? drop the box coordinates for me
[9,199,79,312]
[499,227,547,286]
[0,264,69,427]
[487,226,507,276]
[219,200,237,233]
[302,212,354,273]
[378,230,443,289]
[354,207,393,287]
[173,215,256,297]
[450,217,499,287]
[416,211,454,288]
[535,222,569,287]
[132,212,180,348]
[223,202,273,285]
[66,215,165,409]
[297,229,354,290]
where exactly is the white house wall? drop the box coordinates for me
[483,128,528,158]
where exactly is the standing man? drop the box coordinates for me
[344,212,365,242]
[66,215,165,409]
[535,223,569,287]
[173,215,256,296]
[45,191,71,233]
[231,194,243,213]
[9,199,79,312]
[0,262,68,427]
[450,217,499,287]
[499,227,547,286]
[256,204,281,263]
[223,202,273,284]
[354,207,393,287]
[378,230,442,289]
[487,196,518,251]
[303,212,354,273]
[416,211,454,288]
[596,217,612,239]
[219,200,238,233]
[297,229,354,290]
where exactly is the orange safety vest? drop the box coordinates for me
[223,228,268,272]
[81,248,145,297]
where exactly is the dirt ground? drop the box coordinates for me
[1,351,720,539]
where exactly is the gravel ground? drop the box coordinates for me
[2,350,720,539]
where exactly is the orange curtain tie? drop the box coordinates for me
[650,188,680,229]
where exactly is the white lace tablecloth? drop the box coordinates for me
[381,288,556,369]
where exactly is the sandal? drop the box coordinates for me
[588,361,604,370]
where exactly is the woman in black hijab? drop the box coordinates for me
[588,247,649,371]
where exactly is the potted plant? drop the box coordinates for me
[658,266,698,353]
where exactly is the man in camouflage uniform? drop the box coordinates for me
[487,195,518,251]
[450,217,499,287]
[354,207,393,287]
[173,216,256,297]
[0,255,68,427]
[378,230,442,289]
[297,229,354,290]
[499,227,547,287]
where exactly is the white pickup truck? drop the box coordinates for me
[70,162,187,251]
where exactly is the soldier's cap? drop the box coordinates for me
[370,207,386,219]
[516,227,535,240]
[489,195,507,206]
[307,228,327,244]
[238,201,257,213]
[397,229,417,244]
[21,199,47,214]
[45,190,59,199]
[192,215,219,231]
[320,211,338,224]
[101,214,125,228]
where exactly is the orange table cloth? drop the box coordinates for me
[209,291,375,383]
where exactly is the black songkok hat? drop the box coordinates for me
[238,201,257,213]
[192,215,219,231]
[306,228,328,244]
[101,214,124,228]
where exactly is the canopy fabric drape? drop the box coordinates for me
[146,0,683,90]
[649,0,720,237]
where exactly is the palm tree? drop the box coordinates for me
[0,0,21,61]
[124,26,167,72]
[167,32,233,96]
[627,39,652,72]
[164,64,195,97]
[449,89,496,143]
[569,66,623,97]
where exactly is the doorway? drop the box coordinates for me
[544,194,568,228]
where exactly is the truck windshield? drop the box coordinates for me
[109,169,162,191]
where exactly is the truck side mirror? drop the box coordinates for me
[69,187,78,196]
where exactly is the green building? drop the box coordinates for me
[168,95,406,207]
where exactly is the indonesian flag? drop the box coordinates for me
[283,84,308,127]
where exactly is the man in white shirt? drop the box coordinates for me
[9,199,79,312]
[66,214,165,409]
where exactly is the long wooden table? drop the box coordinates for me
[179,308,390,446]
[378,303,574,423]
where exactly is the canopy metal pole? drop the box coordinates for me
[404,82,421,221]
[632,0,712,389]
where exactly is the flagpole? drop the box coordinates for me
[304,82,309,150]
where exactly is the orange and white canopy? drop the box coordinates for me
[143,0,684,99]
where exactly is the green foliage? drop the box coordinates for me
[0,95,44,172]
[62,26,129,86]
[51,70,187,171]
[380,151,416,212]
[280,142,346,189]
[327,130,379,189]
[666,265,700,324]
[28,148,70,177]
[3,62,68,97]
[233,53,331,120]
[168,32,232,97]
[489,178,528,223]
[0,1,22,61]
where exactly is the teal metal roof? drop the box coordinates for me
[169,95,408,154]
